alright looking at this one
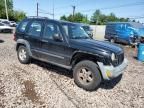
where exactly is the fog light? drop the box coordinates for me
[106,70,112,78]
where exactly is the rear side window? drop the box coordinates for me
[0,23,4,26]
[18,21,29,32]
[28,21,42,37]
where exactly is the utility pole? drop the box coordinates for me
[72,5,76,21]
[37,3,39,17]
[52,0,55,19]
[4,0,9,20]
[95,16,99,37]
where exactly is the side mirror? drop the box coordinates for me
[53,33,63,41]
[87,32,93,39]
[89,34,93,39]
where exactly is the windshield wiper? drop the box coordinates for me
[72,36,89,39]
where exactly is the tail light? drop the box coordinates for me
[13,33,16,41]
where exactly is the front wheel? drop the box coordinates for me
[17,46,31,64]
[73,60,102,91]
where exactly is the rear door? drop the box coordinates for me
[25,20,44,58]
[16,19,29,39]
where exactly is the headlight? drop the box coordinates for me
[111,53,116,61]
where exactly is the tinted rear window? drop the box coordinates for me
[18,20,29,32]
[27,21,42,37]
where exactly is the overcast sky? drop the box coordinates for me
[13,0,144,23]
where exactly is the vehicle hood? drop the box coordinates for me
[69,39,123,54]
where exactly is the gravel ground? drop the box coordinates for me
[0,33,144,108]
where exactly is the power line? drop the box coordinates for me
[129,16,144,19]
[38,8,54,17]
[54,2,83,10]
[79,1,144,13]
[38,11,54,16]
[54,1,144,17]
[35,1,144,20]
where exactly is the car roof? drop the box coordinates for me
[26,16,77,24]
[25,17,85,26]
[73,22,90,26]
[107,22,144,28]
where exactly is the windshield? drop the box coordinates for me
[62,23,89,39]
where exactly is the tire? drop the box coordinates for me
[73,60,102,91]
[1,30,4,33]
[17,46,31,64]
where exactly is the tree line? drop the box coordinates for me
[0,0,26,21]
[0,0,137,23]
[60,10,136,25]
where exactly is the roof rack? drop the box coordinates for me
[27,16,48,19]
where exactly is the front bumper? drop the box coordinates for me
[97,58,128,80]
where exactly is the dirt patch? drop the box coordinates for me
[0,80,5,108]
[0,87,5,96]
[0,40,4,43]
[0,80,5,96]
[1,33,144,108]
[22,80,41,103]
[0,103,5,108]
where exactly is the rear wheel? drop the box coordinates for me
[17,46,30,64]
[73,60,102,91]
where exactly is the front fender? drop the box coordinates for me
[70,50,106,65]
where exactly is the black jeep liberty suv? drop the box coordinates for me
[14,17,128,91]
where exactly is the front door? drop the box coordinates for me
[40,21,69,66]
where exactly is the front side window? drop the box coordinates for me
[62,23,89,39]
[43,22,61,40]
[28,21,42,37]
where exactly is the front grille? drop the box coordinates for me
[112,52,124,67]
[117,52,124,65]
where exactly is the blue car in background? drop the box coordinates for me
[105,22,144,44]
